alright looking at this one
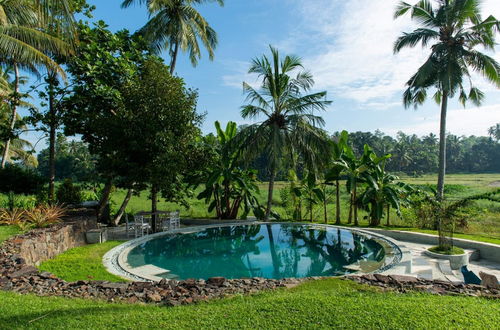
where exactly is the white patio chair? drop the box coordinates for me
[169,210,180,230]
[133,215,151,238]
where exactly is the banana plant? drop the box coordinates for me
[198,121,265,219]
[325,130,348,225]
[291,171,324,222]
[359,153,414,227]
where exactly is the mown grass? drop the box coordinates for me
[0,279,498,329]
[0,225,21,244]
[428,246,465,255]
[38,241,125,282]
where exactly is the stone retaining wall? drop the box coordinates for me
[4,214,97,266]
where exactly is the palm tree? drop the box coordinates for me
[488,123,500,141]
[121,0,223,74]
[394,0,500,200]
[239,46,332,219]
[0,0,74,168]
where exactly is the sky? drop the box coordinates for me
[23,0,500,148]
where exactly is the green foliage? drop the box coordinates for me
[0,164,46,195]
[428,246,465,255]
[197,121,265,219]
[56,179,83,205]
[0,279,499,328]
[39,241,125,282]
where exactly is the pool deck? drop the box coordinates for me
[103,224,500,283]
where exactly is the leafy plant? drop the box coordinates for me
[24,204,66,228]
[0,208,25,226]
[56,178,83,205]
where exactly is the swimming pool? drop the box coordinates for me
[113,223,402,281]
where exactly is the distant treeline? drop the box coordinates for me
[250,130,500,180]
[38,131,500,183]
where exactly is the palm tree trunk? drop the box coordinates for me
[437,91,448,201]
[353,183,359,226]
[386,204,390,227]
[48,74,57,204]
[323,186,327,224]
[151,184,158,233]
[1,63,20,168]
[335,180,341,225]
[113,188,133,226]
[170,41,180,75]
[265,164,276,220]
[348,193,353,224]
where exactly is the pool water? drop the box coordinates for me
[126,224,386,280]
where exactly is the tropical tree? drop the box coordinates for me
[359,152,414,226]
[488,123,500,141]
[239,46,332,219]
[121,0,223,74]
[325,130,349,225]
[394,0,500,200]
[197,121,264,220]
[0,0,75,168]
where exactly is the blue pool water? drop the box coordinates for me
[127,224,386,280]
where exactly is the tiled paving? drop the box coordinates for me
[397,241,500,282]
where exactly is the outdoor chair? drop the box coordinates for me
[460,265,481,285]
[169,210,180,230]
[131,214,151,238]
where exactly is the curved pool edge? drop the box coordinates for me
[103,222,412,282]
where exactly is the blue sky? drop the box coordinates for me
[24,0,500,148]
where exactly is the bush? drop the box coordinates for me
[0,164,46,195]
[56,179,83,205]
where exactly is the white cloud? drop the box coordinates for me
[291,0,500,105]
[382,103,500,136]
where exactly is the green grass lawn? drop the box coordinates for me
[38,241,125,282]
[0,279,498,329]
[0,225,21,244]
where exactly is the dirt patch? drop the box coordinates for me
[489,181,500,187]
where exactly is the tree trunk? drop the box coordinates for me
[1,63,20,168]
[113,188,133,226]
[335,180,341,225]
[386,204,390,227]
[323,186,327,224]
[151,184,158,233]
[348,193,353,224]
[265,164,276,220]
[97,179,113,221]
[48,75,57,204]
[170,41,179,75]
[437,91,448,201]
[353,183,359,226]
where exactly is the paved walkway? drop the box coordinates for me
[392,241,500,282]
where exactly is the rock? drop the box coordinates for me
[388,275,419,284]
[9,266,39,278]
[373,274,391,284]
[147,293,162,302]
[207,277,226,286]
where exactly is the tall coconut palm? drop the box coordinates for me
[394,0,500,200]
[121,0,223,74]
[239,46,332,219]
[0,0,74,168]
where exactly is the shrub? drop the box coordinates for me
[56,179,83,205]
[24,205,66,228]
[0,164,46,195]
[0,208,25,226]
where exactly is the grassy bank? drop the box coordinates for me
[38,241,125,282]
[0,225,21,244]
[0,279,498,329]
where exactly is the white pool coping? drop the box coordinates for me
[103,222,411,282]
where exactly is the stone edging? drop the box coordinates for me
[104,222,410,281]
[346,274,499,299]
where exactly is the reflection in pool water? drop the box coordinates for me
[127,224,386,280]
